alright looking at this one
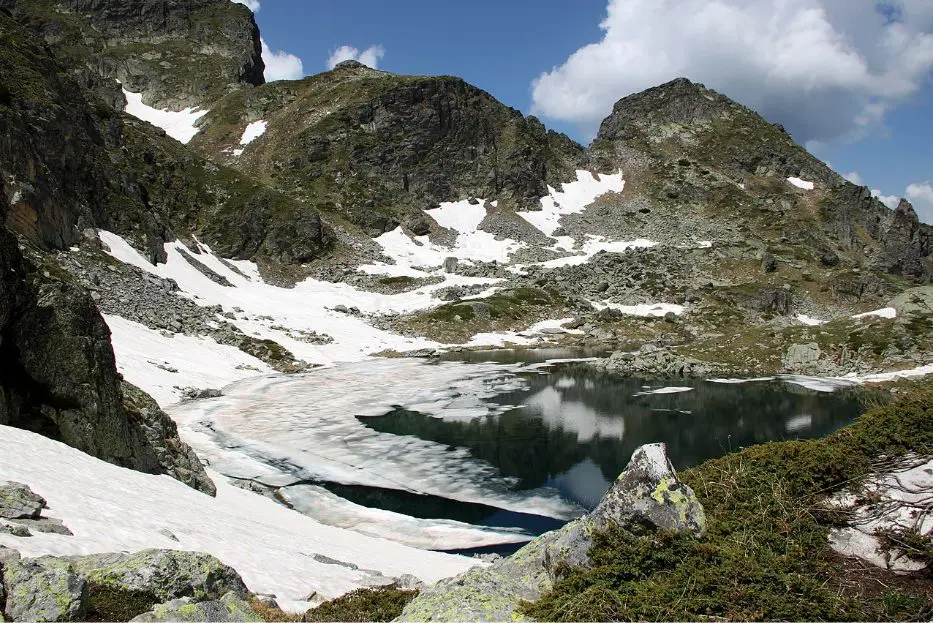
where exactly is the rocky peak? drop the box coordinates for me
[191,67,588,235]
[0,0,264,109]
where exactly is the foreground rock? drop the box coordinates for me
[2,556,87,622]
[0,548,249,622]
[0,482,45,520]
[131,592,261,622]
[398,443,704,621]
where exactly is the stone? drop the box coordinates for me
[2,556,88,622]
[10,517,73,536]
[399,443,704,622]
[66,549,249,603]
[0,545,22,564]
[406,218,431,236]
[0,523,31,537]
[761,252,777,273]
[443,257,459,273]
[783,342,822,372]
[130,592,262,622]
[820,249,840,267]
[0,482,46,519]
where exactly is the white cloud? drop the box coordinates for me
[871,188,902,210]
[326,45,385,70]
[843,171,864,185]
[906,181,933,223]
[231,0,260,12]
[261,38,304,82]
[531,0,933,143]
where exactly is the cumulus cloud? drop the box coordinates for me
[231,0,260,12]
[843,171,864,185]
[871,189,902,210]
[531,0,933,143]
[326,45,385,70]
[906,181,933,223]
[261,38,304,82]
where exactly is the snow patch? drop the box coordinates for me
[853,307,897,320]
[634,386,694,397]
[123,89,207,144]
[239,120,268,145]
[592,301,685,317]
[0,426,479,613]
[517,170,624,237]
[795,314,825,326]
[787,177,815,190]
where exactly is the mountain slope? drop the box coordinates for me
[190,60,588,236]
[0,0,263,109]
[588,77,930,281]
[0,8,327,267]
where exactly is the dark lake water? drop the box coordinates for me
[345,352,869,552]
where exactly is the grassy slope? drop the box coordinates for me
[522,379,933,621]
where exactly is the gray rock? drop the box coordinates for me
[66,549,248,603]
[399,443,704,622]
[130,592,262,622]
[0,482,45,519]
[9,516,73,536]
[0,523,31,537]
[761,252,777,273]
[783,342,822,372]
[889,286,933,318]
[2,556,88,622]
[0,545,21,564]
[443,257,459,273]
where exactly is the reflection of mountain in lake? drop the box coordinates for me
[361,367,866,508]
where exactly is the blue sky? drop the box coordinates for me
[245,0,933,223]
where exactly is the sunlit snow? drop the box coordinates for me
[0,425,479,613]
[123,89,207,144]
[852,307,897,320]
[787,177,815,190]
[239,120,268,145]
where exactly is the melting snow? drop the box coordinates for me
[633,386,694,396]
[787,177,815,190]
[796,314,825,326]
[239,120,268,145]
[592,301,685,317]
[123,89,207,144]
[168,359,584,522]
[517,170,624,237]
[0,425,479,612]
[853,307,897,320]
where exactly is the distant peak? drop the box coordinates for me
[332,60,367,70]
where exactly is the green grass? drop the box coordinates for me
[522,381,933,621]
[303,587,419,622]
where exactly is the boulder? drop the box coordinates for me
[2,556,88,622]
[443,257,459,273]
[0,482,45,519]
[783,342,822,372]
[66,549,249,603]
[130,592,262,622]
[761,252,777,273]
[398,443,704,622]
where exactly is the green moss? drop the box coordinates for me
[86,583,159,622]
[304,587,419,622]
[522,381,933,622]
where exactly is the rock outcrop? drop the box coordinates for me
[0,0,264,110]
[0,178,214,494]
[0,549,249,622]
[190,61,588,235]
[0,482,45,520]
[398,443,704,622]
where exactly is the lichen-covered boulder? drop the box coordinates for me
[2,556,88,622]
[130,592,262,622]
[0,481,46,519]
[590,443,706,535]
[398,443,704,622]
[67,549,248,603]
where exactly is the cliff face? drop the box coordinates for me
[190,61,588,236]
[0,0,264,109]
[0,9,327,266]
[0,179,214,495]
